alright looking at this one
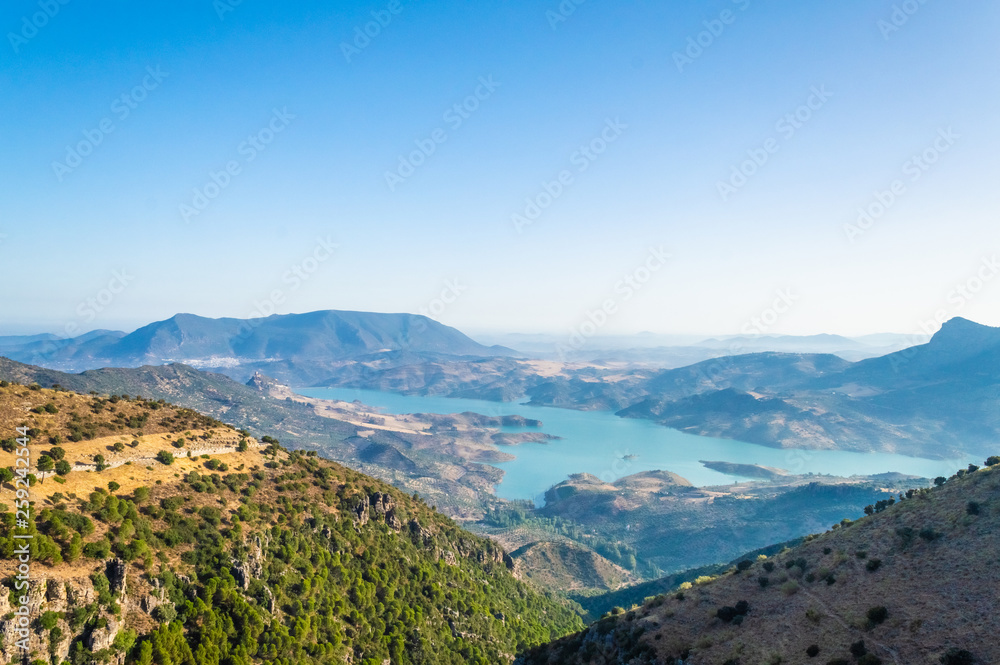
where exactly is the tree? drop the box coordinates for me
[156,451,174,465]
[94,454,108,472]
[37,456,55,475]
[985,456,1000,467]
[0,467,14,484]
[867,606,888,626]
[55,460,71,476]
[108,481,121,493]
[934,476,947,486]
[48,447,66,461]
[113,441,125,452]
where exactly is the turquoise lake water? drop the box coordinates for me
[297,387,972,505]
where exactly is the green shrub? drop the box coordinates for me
[866,558,882,572]
[156,451,174,465]
[966,502,980,516]
[867,606,888,626]
[806,645,820,657]
[940,648,975,665]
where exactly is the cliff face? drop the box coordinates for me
[0,558,157,664]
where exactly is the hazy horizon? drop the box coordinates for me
[3,2,998,339]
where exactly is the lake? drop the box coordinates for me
[297,387,972,505]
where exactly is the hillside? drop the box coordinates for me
[0,382,583,664]
[520,456,1000,665]
[0,358,533,518]
[535,470,906,576]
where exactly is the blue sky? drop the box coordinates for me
[1,0,998,338]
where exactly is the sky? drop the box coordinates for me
[1,0,999,339]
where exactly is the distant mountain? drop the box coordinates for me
[536,319,999,458]
[0,310,514,384]
[522,459,1000,665]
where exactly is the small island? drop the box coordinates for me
[699,460,790,480]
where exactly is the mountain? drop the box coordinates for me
[518,318,1000,459]
[521,456,1000,665]
[0,311,514,384]
[0,381,583,664]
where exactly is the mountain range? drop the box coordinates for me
[0,310,514,384]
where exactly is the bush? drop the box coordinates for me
[762,561,774,572]
[153,604,177,623]
[156,451,174,465]
[113,441,125,452]
[806,645,820,657]
[55,460,71,476]
[107,481,120,493]
[867,606,888,626]
[966,502,980,516]
[758,576,769,588]
[940,648,975,665]
[919,528,940,542]
[934,476,947,486]
[851,641,868,657]
[858,655,882,665]
[985,456,1000,467]
[780,580,799,596]
[866,558,882,572]
[716,606,737,622]
[736,560,753,571]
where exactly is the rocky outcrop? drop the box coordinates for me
[86,613,122,651]
[0,578,98,664]
[355,492,403,531]
[232,533,268,590]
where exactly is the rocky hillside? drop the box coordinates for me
[0,382,582,664]
[520,456,1000,665]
